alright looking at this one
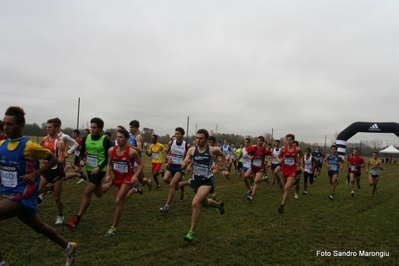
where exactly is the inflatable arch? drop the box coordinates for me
[336,122,399,158]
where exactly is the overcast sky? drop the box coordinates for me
[1,1,398,146]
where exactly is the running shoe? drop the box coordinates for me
[65,242,77,266]
[105,227,116,237]
[294,193,298,199]
[66,218,79,229]
[183,231,194,243]
[133,184,143,195]
[66,162,73,168]
[55,215,64,225]
[179,194,185,202]
[37,195,43,204]
[218,201,225,215]
[302,191,307,195]
[278,205,284,213]
[160,205,169,213]
[351,191,354,197]
[246,195,253,202]
[155,184,161,190]
[262,175,269,183]
[77,178,85,184]
[329,194,333,200]
[78,171,86,180]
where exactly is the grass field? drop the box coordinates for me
[2,156,399,266]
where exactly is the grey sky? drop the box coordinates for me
[1,1,398,146]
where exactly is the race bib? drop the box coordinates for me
[171,155,183,165]
[113,161,128,173]
[193,165,208,177]
[371,168,379,176]
[329,164,338,171]
[86,154,98,167]
[253,159,262,167]
[0,169,18,187]
[152,152,159,159]
[284,157,295,166]
[351,165,360,171]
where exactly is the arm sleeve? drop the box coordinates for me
[98,137,111,169]
[62,134,79,154]
[79,136,87,161]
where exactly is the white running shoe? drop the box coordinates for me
[65,242,77,266]
[294,193,299,199]
[77,178,85,184]
[55,215,64,225]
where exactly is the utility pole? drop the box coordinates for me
[76,97,80,129]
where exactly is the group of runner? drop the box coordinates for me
[0,106,386,265]
[221,135,384,213]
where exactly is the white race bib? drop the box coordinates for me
[171,155,183,165]
[253,159,262,167]
[284,157,295,166]
[329,165,338,171]
[113,161,128,173]
[152,152,159,159]
[371,168,380,176]
[86,154,98,167]
[0,169,18,187]
[193,165,207,177]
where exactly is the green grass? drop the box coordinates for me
[2,157,398,266]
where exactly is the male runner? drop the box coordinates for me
[160,127,190,213]
[66,117,113,228]
[303,148,316,196]
[64,129,87,184]
[38,118,66,224]
[0,106,76,266]
[277,134,302,213]
[146,134,166,189]
[311,146,324,180]
[181,129,227,242]
[271,140,283,190]
[348,147,365,197]
[104,129,144,236]
[244,136,272,202]
[366,151,383,196]
[323,145,344,200]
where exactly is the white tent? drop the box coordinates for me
[379,145,399,154]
